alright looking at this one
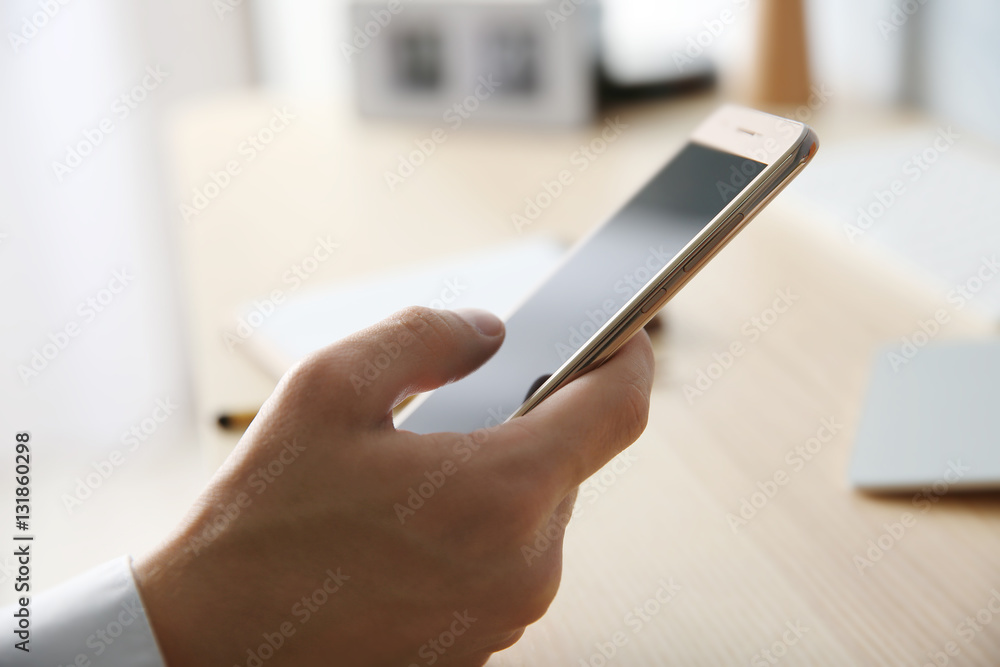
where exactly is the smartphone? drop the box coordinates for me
[397,105,818,434]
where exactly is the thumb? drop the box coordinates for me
[305,306,504,424]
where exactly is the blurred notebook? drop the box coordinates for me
[849,341,1000,491]
[237,239,565,379]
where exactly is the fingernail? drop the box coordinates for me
[454,308,503,337]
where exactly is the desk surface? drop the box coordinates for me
[168,93,1000,665]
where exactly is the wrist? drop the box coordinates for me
[132,528,225,667]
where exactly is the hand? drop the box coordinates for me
[134,306,654,666]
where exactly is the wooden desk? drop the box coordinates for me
[167,93,1000,665]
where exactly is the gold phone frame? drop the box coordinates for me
[507,105,819,421]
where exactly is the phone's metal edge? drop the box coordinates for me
[507,122,819,421]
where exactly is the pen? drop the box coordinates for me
[216,410,258,431]
[216,395,421,432]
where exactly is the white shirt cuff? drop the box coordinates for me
[0,555,166,667]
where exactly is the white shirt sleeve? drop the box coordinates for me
[0,555,167,667]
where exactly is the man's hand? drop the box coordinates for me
[134,306,654,666]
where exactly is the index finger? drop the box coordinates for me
[500,331,655,495]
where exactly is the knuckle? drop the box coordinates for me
[278,341,367,414]
[392,306,457,358]
[281,352,330,397]
[273,354,348,420]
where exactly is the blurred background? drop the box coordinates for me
[2,0,1000,660]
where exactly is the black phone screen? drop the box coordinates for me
[399,142,766,434]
